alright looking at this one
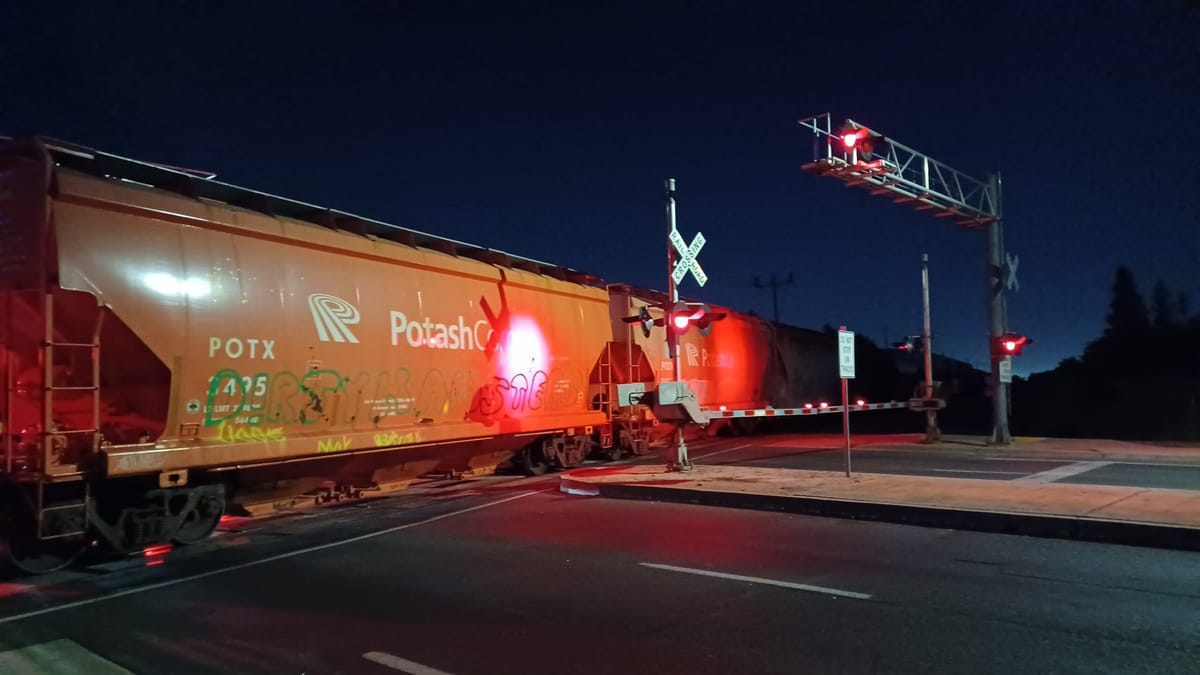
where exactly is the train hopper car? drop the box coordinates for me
[0,137,613,571]
[763,323,840,408]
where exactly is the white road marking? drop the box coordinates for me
[0,491,542,626]
[641,562,871,600]
[1014,460,1112,483]
[982,457,1077,462]
[985,457,1198,468]
[692,443,752,461]
[363,651,456,675]
[0,638,134,674]
[560,484,600,496]
[932,469,1028,475]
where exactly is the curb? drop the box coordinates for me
[559,477,1200,552]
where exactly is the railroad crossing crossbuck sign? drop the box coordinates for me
[670,228,708,287]
[1006,252,1020,292]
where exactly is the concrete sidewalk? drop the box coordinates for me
[911,434,1200,463]
[724,432,1200,464]
[560,463,1200,551]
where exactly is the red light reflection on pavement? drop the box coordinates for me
[436,493,821,572]
[143,543,173,566]
[0,582,33,598]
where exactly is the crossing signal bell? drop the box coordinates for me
[993,332,1031,356]
[634,305,655,338]
[622,305,661,338]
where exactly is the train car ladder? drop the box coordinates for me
[36,292,102,538]
[596,342,616,418]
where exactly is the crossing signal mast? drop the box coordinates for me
[798,113,1024,444]
[621,179,727,471]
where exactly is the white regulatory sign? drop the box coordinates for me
[999,356,1013,383]
[838,330,855,379]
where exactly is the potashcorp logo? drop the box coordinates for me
[390,311,491,351]
[309,293,361,344]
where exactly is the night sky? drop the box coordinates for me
[3,1,1197,377]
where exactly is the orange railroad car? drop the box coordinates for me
[1,137,615,571]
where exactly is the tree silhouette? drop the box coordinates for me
[1025,265,1200,441]
[1081,265,1153,385]
[1103,266,1149,340]
[1151,280,1175,329]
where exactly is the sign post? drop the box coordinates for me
[838,327,855,477]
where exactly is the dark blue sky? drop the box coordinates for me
[4,0,1197,376]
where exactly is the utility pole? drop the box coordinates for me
[921,254,941,442]
[753,273,795,324]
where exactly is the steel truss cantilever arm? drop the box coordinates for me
[798,113,999,229]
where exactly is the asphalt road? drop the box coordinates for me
[691,437,1200,490]
[1,466,1197,674]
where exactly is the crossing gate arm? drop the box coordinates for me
[705,401,918,420]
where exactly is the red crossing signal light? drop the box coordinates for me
[839,124,875,158]
[841,129,863,151]
[672,311,691,331]
[667,302,727,337]
[993,332,1031,356]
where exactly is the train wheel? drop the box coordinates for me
[1,482,87,575]
[517,447,548,477]
[2,527,86,575]
[172,488,226,545]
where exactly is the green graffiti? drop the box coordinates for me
[200,363,574,432]
[203,369,271,427]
